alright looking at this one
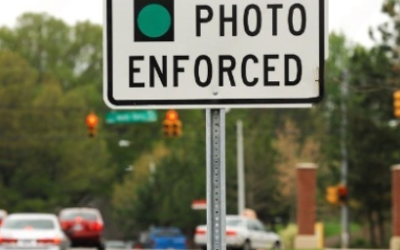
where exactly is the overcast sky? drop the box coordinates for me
[0,0,390,47]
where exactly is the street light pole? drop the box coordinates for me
[149,160,156,183]
[340,71,350,249]
[237,120,245,215]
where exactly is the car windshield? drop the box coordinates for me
[60,211,97,221]
[2,219,55,230]
[226,218,243,227]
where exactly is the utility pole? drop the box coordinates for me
[149,160,156,183]
[237,120,245,215]
[340,71,349,248]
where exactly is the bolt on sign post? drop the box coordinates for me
[86,112,99,138]
[104,0,326,250]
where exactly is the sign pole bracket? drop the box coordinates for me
[206,109,226,250]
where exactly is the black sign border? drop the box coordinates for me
[105,0,325,107]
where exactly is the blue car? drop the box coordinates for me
[140,227,187,249]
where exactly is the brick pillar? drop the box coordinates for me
[294,163,318,249]
[391,165,400,250]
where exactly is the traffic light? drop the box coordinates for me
[172,119,182,137]
[326,186,339,205]
[163,119,174,137]
[393,90,400,118]
[338,185,348,203]
[86,112,99,138]
[163,110,182,137]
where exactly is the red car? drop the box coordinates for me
[58,207,105,250]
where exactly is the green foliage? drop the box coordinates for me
[349,237,371,248]
[0,16,112,213]
[112,111,208,233]
[323,221,361,238]
[0,13,103,91]
[278,224,297,250]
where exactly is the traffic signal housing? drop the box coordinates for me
[163,119,174,137]
[393,90,400,118]
[163,110,182,138]
[171,119,182,137]
[86,112,99,138]
[326,186,339,205]
[338,185,348,203]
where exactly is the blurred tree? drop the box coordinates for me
[0,13,102,91]
[339,0,400,246]
[112,111,207,236]
[346,46,398,248]
[272,118,320,220]
[0,50,113,212]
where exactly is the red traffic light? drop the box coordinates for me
[166,110,179,121]
[338,185,348,204]
[338,185,347,196]
[86,113,99,127]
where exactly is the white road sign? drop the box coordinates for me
[104,0,325,109]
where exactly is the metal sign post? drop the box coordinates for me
[206,109,226,250]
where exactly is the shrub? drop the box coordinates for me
[278,224,298,249]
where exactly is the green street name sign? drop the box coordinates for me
[106,110,157,124]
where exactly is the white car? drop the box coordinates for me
[0,213,70,250]
[194,215,282,250]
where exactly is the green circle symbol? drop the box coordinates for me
[137,4,171,38]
